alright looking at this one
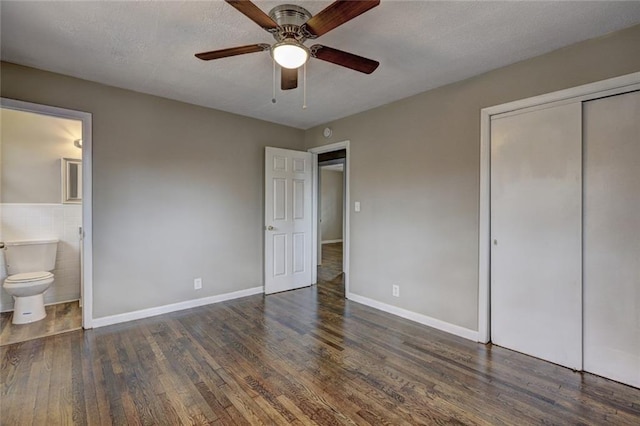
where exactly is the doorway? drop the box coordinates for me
[318,155,345,296]
[0,98,92,342]
[310,141,350,298]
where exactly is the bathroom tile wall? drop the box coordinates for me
[0,203,82,312]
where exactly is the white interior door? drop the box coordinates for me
[583,90,640,388]
[491,102,583,370]
[264,147,313,294]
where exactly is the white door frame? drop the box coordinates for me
[309,141,350,296]
[1,97,94,329]
[478,72,640,343]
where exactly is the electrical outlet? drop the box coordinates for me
[392,284,400,297]
[194,278,202,290]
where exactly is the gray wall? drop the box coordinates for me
[304,24,640,331]
[320,168,344,242]
[1,108,82,203]
[1,62,305,318]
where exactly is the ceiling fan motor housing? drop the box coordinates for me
[269,4,312,42]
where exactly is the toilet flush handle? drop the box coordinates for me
[0,242,4,249]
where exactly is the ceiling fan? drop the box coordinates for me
[195,0,380,90]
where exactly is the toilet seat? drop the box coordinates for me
[5,271,53,283]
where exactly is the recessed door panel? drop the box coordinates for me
[292,233,305,274]
[273,156,287,171]
[273,234,287,277]
[293,179,305,220]
[273,178,287,221]
[293,158,306,173]
[491,102,583,370]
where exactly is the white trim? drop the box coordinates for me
[348,292,479,342]
[44,298,80,307]
[478,107,491,343]
[1,97,94,329]
[312,154,320,277]
[309,141,350,295]
[483,72,640,118]
[92,286,263,328]
[478,72,640,344]
[321,239,343,244]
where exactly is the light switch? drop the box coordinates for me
[355,201,361,212]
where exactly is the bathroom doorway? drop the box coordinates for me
[0,98,92,345]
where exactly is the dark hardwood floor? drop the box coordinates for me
[2,244,639,424]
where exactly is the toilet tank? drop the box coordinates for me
[3,239,59,275]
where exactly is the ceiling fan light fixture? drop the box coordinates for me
[272,39,309,69]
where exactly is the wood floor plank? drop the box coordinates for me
[1,242,639,424]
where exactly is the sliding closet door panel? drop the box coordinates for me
[583,90,640,388]
[491,103,582,370]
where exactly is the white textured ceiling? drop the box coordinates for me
[2,1,640,129]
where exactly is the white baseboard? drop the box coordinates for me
[346,292,479,342]
[321,239,343,244]
[92,286,263,328]
[45,298,80,307]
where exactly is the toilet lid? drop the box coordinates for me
[5,271,53,283]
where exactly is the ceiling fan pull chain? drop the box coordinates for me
[272,58,277,104]
[302,62,307,110]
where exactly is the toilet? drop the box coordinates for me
[2,239,58,325]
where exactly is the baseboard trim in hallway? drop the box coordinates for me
[321,239,343,244]
[92,286,263,328]
[347,292,479,342]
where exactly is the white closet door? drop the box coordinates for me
[583,90,640,388]
[491,103,582,370]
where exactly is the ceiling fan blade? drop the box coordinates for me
[310,45,379,74]
[225,0,278,32]
[281,67,298,90]
[302,0,380,38]
[195,44,269,61]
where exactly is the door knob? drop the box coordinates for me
[267,226,275,231]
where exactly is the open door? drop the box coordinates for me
[264,147,313,294]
